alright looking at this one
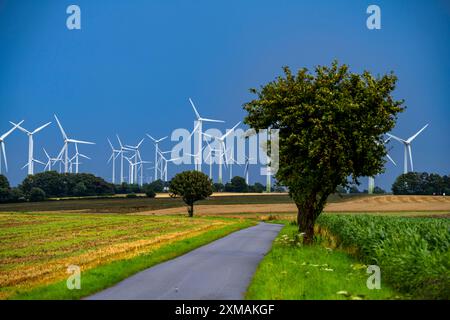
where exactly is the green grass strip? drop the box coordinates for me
[246,223,400,300]
[10,219,255,300]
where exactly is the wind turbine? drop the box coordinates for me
[107,138,121,184]
[244,156,255,185]
[203,122,241,184]
[43,148,59,172]
[146,134,167,181]
[124,155,135,184]
[0,120,24,174]
[188,98,224,172]
[54,114,95,173]
[387,124,429,174]
[11,121,51,175]
[70,143,91,174]
[126,138,145,185]
[116,135,133,184]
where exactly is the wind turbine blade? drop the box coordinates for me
[9,121,29,134]
[188,122,201,140]
[386,154,397,166]
[383,136,391,144]
[21,163,28,170]
[157,136,168,143]
[107,138,114,150]
[1,143,7,172]
[116,134,123,148]
[386,133,406,144]
[189,98,201,120]
[136,138,145,148]
[146,134,157,143]
[1,120,24,140]
[54,115,68,140]
[43,148,50,159]
[221,121,241,139]
[33,159,46,165]
[407,124,429,143]
[107,154,113,164]
[67,139,95,145]
[32,122,52,134]
[80,154,91,160]
[199,118,225,123]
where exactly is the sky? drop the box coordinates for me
[0,0,449,190]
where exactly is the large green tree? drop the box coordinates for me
[244,61,404,243]
[169,171,213,217]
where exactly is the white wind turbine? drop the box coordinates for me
[43,148,59,172]
[11,121,51,175]
[54,115,95,173]
[0,120,24,174]
[107,138,121,184]
[203,122,241,184]
[116,135,133,184]
[204,146,222,181]
[188,98,224,172]
[244,156,256,185]
[225,147,240,181]
[70,143,91,174]
[158,150,181,181]
[126,138,145,185]
[387,124,429,174]
[124,155,135,184]
[146,134,167,181]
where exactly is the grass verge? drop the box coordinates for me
[5,216,254,299]
[246,223,400,300]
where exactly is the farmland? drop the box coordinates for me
[0,193,449,300]
[0,212,253,299]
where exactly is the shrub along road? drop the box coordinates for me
[88,223,283,300]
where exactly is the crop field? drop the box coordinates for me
[0,212,251,299]
[316,215,450,299]
[248,215,450,300]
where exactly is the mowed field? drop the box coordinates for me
[0,213,249,299]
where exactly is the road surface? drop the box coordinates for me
[87,222,282,300]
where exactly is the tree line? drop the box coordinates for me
[392,172,450,195]
[0,171,275,203]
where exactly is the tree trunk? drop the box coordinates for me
[297,205,317,245]
[187,204,194,217]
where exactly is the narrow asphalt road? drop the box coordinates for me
[87,222,283,300]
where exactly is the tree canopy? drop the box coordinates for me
[243,61,405,243]
[169,171,213,217]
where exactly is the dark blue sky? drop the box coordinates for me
[1,0,449,190]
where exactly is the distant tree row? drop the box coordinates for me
[0,172,114,203]
[392,172,450,195]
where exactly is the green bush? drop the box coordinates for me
[29,187,46,202]
[126,193,138,198]
[0,187,12,203]
[316,215,450,299]
[145,188,156,198]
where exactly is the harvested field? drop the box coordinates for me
[135,195,450,216]
[0,213,237,299]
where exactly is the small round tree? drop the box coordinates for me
[169,171,213,217]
